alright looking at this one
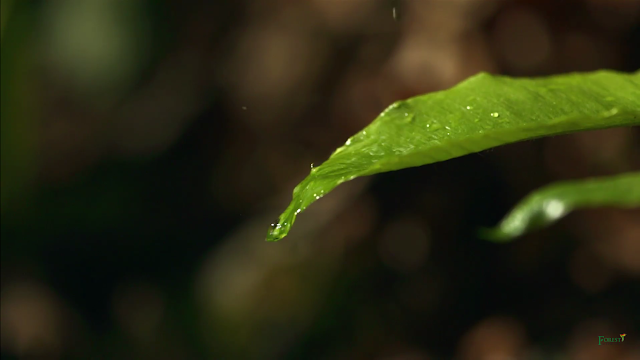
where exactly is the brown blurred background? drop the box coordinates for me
[1,0,640,359]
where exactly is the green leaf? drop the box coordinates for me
[266,70,640,241]
[480,172,640,242]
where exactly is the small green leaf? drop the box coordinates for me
[481,172,640,242]
[267,70,640,241]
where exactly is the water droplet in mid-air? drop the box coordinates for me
[490,112,500,118]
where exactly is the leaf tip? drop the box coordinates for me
[265,220,289,242]
[478,227,518,243]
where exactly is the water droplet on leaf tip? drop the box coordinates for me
[310,163,314,169]
[490,112,500,118]
[269,222,281,232]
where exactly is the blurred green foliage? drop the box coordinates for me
[1,0,37,217]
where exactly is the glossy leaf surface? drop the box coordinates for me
[267,70,640,241]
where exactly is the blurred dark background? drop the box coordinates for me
[2,0,640,359]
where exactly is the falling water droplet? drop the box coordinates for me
[393,7,397,20]
[242,106,247,110]
[490,112,500,118]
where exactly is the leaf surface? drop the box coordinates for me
[481,172,640,241]
[267,70,640,241]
